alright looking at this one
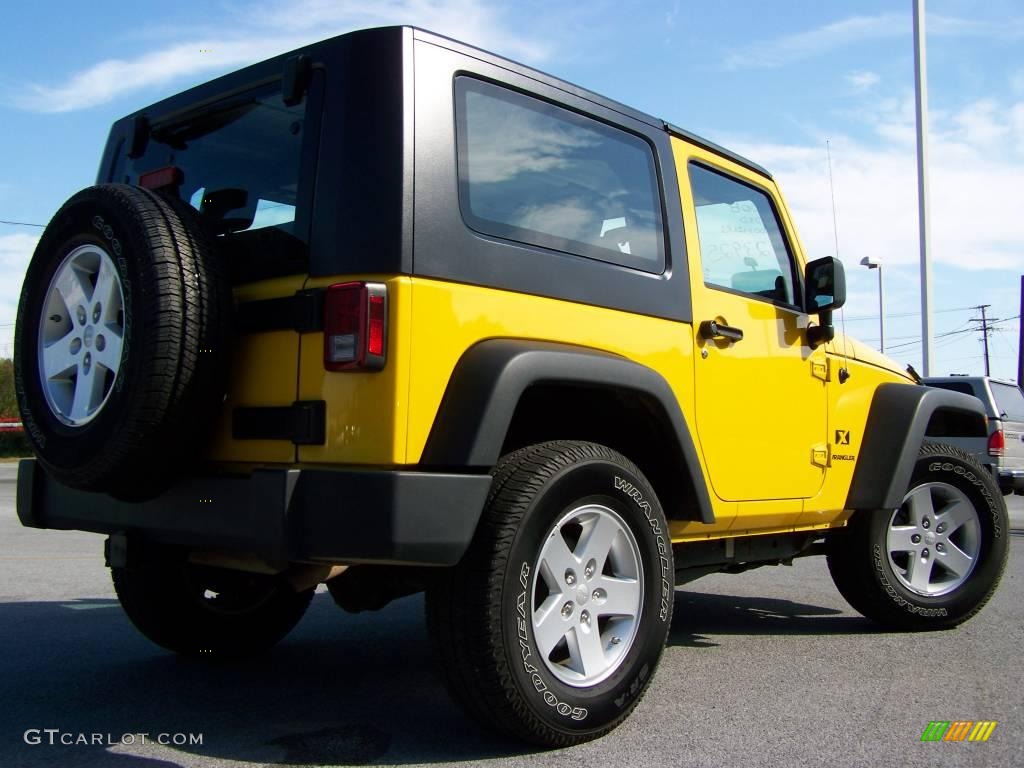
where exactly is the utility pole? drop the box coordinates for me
[914,0,935,375]
[1018,277,1024,385]
[970,304,995,377]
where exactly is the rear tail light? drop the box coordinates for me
[323,281,387,371]
[988,429,1005,457]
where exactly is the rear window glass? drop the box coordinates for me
[928,381,977,397]
[991,382,1024,421]
[123,84,309,283]
[455,77,665,273]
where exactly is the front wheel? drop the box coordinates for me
[426,441,674,747]
[827,442,1008,630]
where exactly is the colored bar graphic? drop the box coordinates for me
[920,720,997,742]
[968,721,997,742]
[944,721,973,741]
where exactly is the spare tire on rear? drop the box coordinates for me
[14,184,231,497]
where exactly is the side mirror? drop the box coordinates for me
[804,256,846,348]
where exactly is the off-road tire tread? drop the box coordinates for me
[827,442,1008,630]
[426,440,660,747]
[14,184,230,494]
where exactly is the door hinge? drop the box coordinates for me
[811,443,830,467]
[811,359,829,382]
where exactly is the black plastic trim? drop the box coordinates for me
[846,383,987,510]
[235,289,325,334]
[17,460,491,566]
[127,115,149,159]
[421,339,714,524]
[282,54,311,106]
[233,400,326,445]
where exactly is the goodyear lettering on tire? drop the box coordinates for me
[514,561,588,722]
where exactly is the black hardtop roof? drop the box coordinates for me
[123,25,771,179]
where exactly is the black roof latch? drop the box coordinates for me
[282,55,311,107]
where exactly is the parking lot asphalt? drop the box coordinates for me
[0,461,1021,768]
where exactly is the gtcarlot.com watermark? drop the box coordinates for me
[24,729,203,747]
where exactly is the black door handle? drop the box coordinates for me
[699,320,744,342]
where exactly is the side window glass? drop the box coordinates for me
[456,77,666,273]
[688,163,797,306]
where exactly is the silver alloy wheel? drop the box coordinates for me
[887,481,982,597]
[37,244,125,426]
[531,503,643,687]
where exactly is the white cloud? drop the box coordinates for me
[728,96,1024,276]
[0,232,40,359]
[723,14,904,70]
[846,70,880,91]
[12,0,551,113]
[724,13,1024,71]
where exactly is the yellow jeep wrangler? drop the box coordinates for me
[14,27,1008,747]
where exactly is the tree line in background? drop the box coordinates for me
[0,358,16,417]
[0,358,28,456]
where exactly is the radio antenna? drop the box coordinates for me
[826,139,851,378]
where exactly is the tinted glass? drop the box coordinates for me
[991,382,1024,421]
[689,163,797,306]
[127,84,308,282]
[928,381,976,397]
[456,78,665,273]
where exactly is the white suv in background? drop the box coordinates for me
[924,376,1024,495]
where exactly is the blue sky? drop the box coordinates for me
[1,0,1023,378]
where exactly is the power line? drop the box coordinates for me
[0,219,44,228]
[842,305,975,322]
[884,323,976,351]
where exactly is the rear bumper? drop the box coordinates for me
[996,467,1024,494]
[16,459,491,566]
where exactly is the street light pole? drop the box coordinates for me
[860,256,884,353]
[914,0,934,374]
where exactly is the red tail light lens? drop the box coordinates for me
[367,294,385,356]
[323,282,387,371]
[988,429,1005,456]
[138,165,183,190]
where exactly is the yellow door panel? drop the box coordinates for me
[692,293,826,500]
[674,138,828,503]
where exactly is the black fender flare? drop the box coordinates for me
[420,339,715,524]
[846,382,987,511]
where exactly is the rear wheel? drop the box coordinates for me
[827,442,1008,630]
[426,441,674,747]
[112,543,313,657]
